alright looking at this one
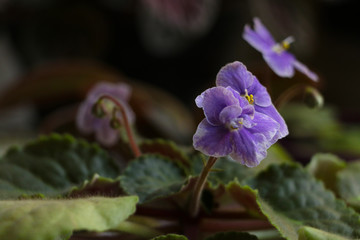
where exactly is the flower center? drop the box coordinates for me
[228,118,243,131]
[272,36,294,54]
[244,89,254,105]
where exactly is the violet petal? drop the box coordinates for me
[229,130,266,167]
[247,78,272,107]
[193,119,233,157]
[293,60,319,82]
[198,87,239,126]
[263,51,296,78]
[219,105,243,125]
[216,61,254,94]
[255,104,289,140]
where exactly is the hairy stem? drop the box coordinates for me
[189,156,218,218]
[99,95,141,157]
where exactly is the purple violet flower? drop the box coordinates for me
[76,82,135,147]
[243,17,318,82]
[193,86,280,167]
[216,61,288,143]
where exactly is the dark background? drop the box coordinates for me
[0,0,359,130]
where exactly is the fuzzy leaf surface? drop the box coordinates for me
[298,226,350,240]
[150,234,188,240]
[306,153,346,192]
[120,154,187,203]
[67,175,123,198]
[337,161,360,211]
[229,164,360,239]
[0,134,119,199]
[140,138,190,167]
[0,196,138,240]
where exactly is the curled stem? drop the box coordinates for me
[274,84,306,109]
[189,156,218,218]
[275,84,323,110]
[98,95,142,158]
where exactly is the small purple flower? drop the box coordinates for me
[193,86,280,167]
[76,82,135,147]
[216,61,288,143]
[243,17,318,82]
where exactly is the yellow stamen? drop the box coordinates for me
[272,36,294,54]
[281,36,294,50]
[229,119,243,131]
[244,89,254,104]
[245,94,254,104]
[230,125,238,130]
[282,41,290,50]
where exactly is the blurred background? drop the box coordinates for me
[0,0,359,161]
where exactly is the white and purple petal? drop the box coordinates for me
[193,119,233,157]
[219,105,242,125]
[255,104,289,140]
[240,101,255,118]
[229,130,267,167]
[193,60,289,168]
[198,86,240,126]
[246,112,280,146]
[216,62,254,94]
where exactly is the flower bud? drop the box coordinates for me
[303,86,324,109]
[110,118,122,129]
[91,101,106,118]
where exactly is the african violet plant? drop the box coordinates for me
[0,18,360,240]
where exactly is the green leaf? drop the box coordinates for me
[255,143,294,171]
[0,196,138,240]
[227,185,265,219]
[67,174,123,198]
[140,138,190,167]
[120,154,187,203]
[115,220,161,238]
[208,157,256,188]
[204,231,258,240]
[150,234,188,240]
[306,153,346,192]
[298,226,350,240]
[280,103,339,138]
[229,164,360,239]
[320,126,360,156]
[336,161,360,211]
[0,133,120,199]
